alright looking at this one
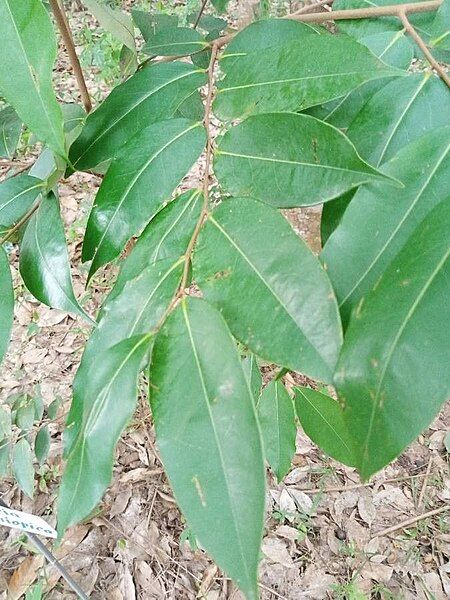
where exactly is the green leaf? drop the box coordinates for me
[294,387,355,466]
[214,31,402,120]
[150,297,265,599]
[187,12,227,33]
[320,191,355,247]
[15,400,35,431]
[429,0,450,49]
[131,10,178,42]
[83,0,136,50]
[69,62,207,173]
[0,175,42,228]
[194,198,343,383]
[359,30,414,69]
[322,126,450,325]
[119,44,138,79]
[143,27,207,56]
[347,74,450,166]
[12,438,34,498]
[19,193,91,322]
[82,119,205,278]
[34,426,50,464]
[0,0,65,157]
[242,354,262,403]
[58,334,152,534]
[0,406,11,439]
[0,247,14,364]
[215,113,391,208]
[174,91,205,121]
[335,200,450,479]
[0,106,22,158]
[0,441,9,476]
[211,0,230,13]
[257,381,296,481]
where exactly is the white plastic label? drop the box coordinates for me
[0,505,57,538]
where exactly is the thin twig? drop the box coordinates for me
[372,505,450,538]
[193,0,210,28]
[49,0,92,112]
[294,471,429,494]
[0,199,41,245]
[0,498,89,600]
[417,456,433,510]
[399,10,450,88]
[292,0,334,16]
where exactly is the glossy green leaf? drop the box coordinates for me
[429,0,450,49]
[19,193,91,322]
[0,0,65,157]
[335,201,450,479]
[12,438,34,498]
[214,32,402,120]
[347,74,450,166]
[0,247,14,364]
[69,62,207,172]
[258,381,296,481]
[82,119,206,278]
[150,297,265,599]
[242,354,262,403]
[143,27,207,56]
[194,198,343,383]
[35,426,50,464]
[294,387,355,466]
[322,127,450,325]
[0,175,42,228]
[131,10,178,41]
[83,0,136,50]
[320,191,355,247]
[58,334,152,534]
[0,106,22,158]
[215,113,391,208]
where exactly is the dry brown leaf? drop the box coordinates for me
[7,555,44,600]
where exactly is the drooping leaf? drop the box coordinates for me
[82,119,206,278]
[429,0,450,49]
[0,106,22,158]
[0,247,14,364]
[19,193,91,322]
[83,0,136,50]
[320,191,355,247]
[257,380,296,481]
[12,438,34,498]
[214,31,402,120]
[242,354,262,403]
[69,62,207,172]
[58,334,152,534]
[194,198,343,383]
[142,27,207,56]
[347,74,450,166]
[34,426,50,464]
[150,297,265,599]
[215,113,392,208]
[294,387,355,466]
[0,175,42,228]
[131,10,178,42]
[335,200,450,479]
[322,126,450,325]
[0,0,65,157]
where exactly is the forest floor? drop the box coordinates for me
[0,1,449,599]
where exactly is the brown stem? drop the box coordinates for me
[372,505,450,539]
[49,0,92,112]
[193,0,210,28]
[399,10,450,88]
[292,0,334,16]
[0,200,41,245]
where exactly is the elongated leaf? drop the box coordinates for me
[150,297,265,599]
[82,119,206,278]
[429,0,450,49]
[131,10,178,42]
[215,113,391,208]
[143,27,206,56]
[242,354,262,403]
[83,0,135,50]
[194,198,343,383]
[35,426,50,465]
[58,334,151,534]
[0,0,65,157]
[347,74,450,166]
[322,127,450,324]
[214,32,402,120]
[69,62,206,172]
[12,438,34,498]
[0,106,22,158]
[320,191,355,247]
[258,381,296,481]
[294,387,355,466]
[19,193,90,321]
[0,175,42,228]
[335,201,450,479]
[0,247,13,364]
